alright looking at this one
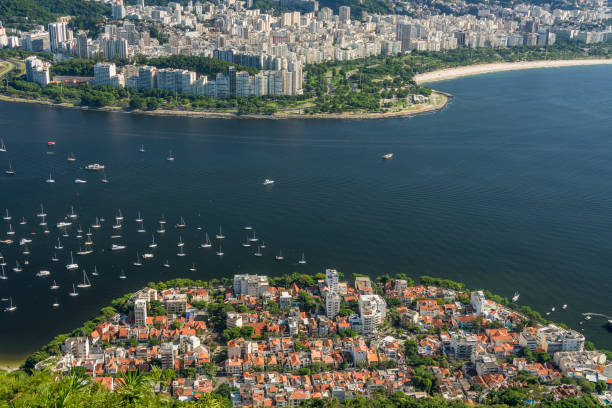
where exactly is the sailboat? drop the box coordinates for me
[177,246,186,257]
[66,251,78,271]
[562,304,568,310]
[189,263,196,272]
[19,216,26,225]
[0,265,7,280]
[119,269,127,279]
[39,214,47,226]
[163,260,170,268]
[3,209,10,221]
[51,252,59,262]
[216,226,225,239]
[260,241,266,249]
[91,266,99,277]
[112,220,122,229]
[67,152,76,162]
[77,270,91,288]
[12,260,22,272]
[133,253,142,266]
[177,236,184,247]
[298,253,307,264]
[137,220,145,233]
[68,206,77,219]
[254,245,263,257]
[92,217,101,229]
[244,225,253,230]
[50,280,60,290]
[157,220,166,234]
[276,249,284,261]
[512,292,520,302]
[216,241,224,256]
[37,204,47,218]
[22,244,30,255]
[5,161,15,175]
[0,139,6,152]
[200,233,212,248]
[52,298,60,308]
[0,253,5,266]
[249,231,259,242]
[69,284,79,297]
[135,211,143,223]
[116,209,124,221]
[55,237,63,250]
[101,170,109,183]
[111,243,126,250]
[4,297,16,312]
[176,216,186,228]
[139,144,145,153]
[6,224,14,235]
[149,235,157,248]
[45,172,55,183]
[166,150,175,161]
[241,236,251,247]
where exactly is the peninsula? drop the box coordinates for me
[5,272,611,407]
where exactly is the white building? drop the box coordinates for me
[470,290,486,315]
[25,56,50,87]
[325,291,341,319]
[325,269,339,293]
[358,294,386,334]
[134,298,148,327]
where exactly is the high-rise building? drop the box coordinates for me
[93,62,124,86]
[338,6,351,24]
[76,32,88,59]
[112,0,127,19]
[48,22,68,52]
[358,294,386,334]
[134,299,148,327]
[25,56,50,87]
[137,66,157,89]
[325,291,341,319]
[325,269,339,293]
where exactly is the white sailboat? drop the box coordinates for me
[241,236,251,247]
[68,206,77,219]
[276,250,284,261]
[176,216,186,228]
[69,283,79,297]
[51,252,59,262]
[512,292,520,302]
[19,216,27,225]
[200,233,212,248]
[4,297,16,312]
[0,139,6,152]
[22,244,30,255]
[77,270,91,288]
[91,266,99,276]
[157,220,166,234]
[52,298,60,308]
[133,253,142,266]
[177,235,184,247]
[67,152,76,162]
[12,260,22,272]
[119,269,127,279]
[298,253,307,264]
[111,243,126,250]
[260,241,266,249]
[249,231,259,242]
[177,246,186,257]
[135,211,143,223]
[166,150,175,161]
[0,265,7,280]
[149,234,157,248]
[216,226,225,239]
[45,172,55,183]
[66,251,78,270]
[137,220,145,233]
[101,170,109,183]
[3,209,10,221]
[216,241,224,256]
[74,178,87,184]
[254,245,263,257]
[92,217,101,229]
[189,263,196,272]
[163,260,170,268]
[116,209,124,221]
[37,204,47,218]
[55,237,63,250]
[139,144,145,153]
[39,214,47,226]
[6,224,14,235]
[244,225,253,230]
[5,161,15,175]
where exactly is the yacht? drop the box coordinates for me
[149,235,157,248]
[216,242,224,256]
[55,237,63,250]
[67,152,76,162]
[66,252,78,270]
[77,270,91,288]
[50,280,60,290]
[45,173,55,183]
[12,261,22,273]
[4,297,16,312]
[177,236,184,247]
[263,179,275,185]
[36,269,51,277]
[119,269,127,279]
[189,263,197,272]
[275,250,284,261]
[133,253,142,266]
[69,284,79,297]
[200,233,212,248]
[298,253,307,264]
[85,163,104,171]
[254,246,263,257]
[176,216,186,228]
[143,253,154,259]
[166,150,175,161]
[0,265,7,280]
[74,178,87,184]
[91,266,99,277]
[111,244,126,251]
[52,298,60,308]
[562,304,568,310]
[5,161,15,175]
[382,153,394,159]
[139,144,145,153]
[512,292,520,302]
[0,139,6,152]
[3,209,10,221]
[176,246,186,257]
[163,260,170,268]
[216,226,225,239]
[92,217,101,229]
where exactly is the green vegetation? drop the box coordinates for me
[134,55,259,76]
[318,0,393,19]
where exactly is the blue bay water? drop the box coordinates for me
[0,65,611,365]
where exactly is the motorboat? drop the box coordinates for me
[382,153,393,159]
[111,244,126,251]
[36,270,51,277]
[263,179,275,185]
[74,178,87,184]
[85,164,104,171]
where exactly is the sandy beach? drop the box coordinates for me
[414,59,612,84]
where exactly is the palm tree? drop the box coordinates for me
[116,370,148,404]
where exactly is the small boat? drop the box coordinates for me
[135,211,143,223]
[50,280,60,290]
[133,253,142,266]
[91,266,99,277]
[51,253,59,262]
[176,246,186,257]
[36,270,51,277]
[101,170,109,183]
[12,261,22,273]
[52,298,60,308]
[119,269,127,279]
[3,209,10,221]
[276,250,284,261]
[512,292,520,302]
[67,152,76,162]
[69,283,79,296]
[249,231,259,242]
[74,178,87,184]
[200,233,212,248]
[260,241,266,249]
[298,253,307,264]
[149,235,157,248]
[4,297,16,312]
[189,263,196,272]
[163,260,170,268]
[55,237,63,250]
[67,206,78,219]
[22,244,30,255]
[37,204,47,217]
[0,139,6,152]
[263,179,275,185]
[562,304,568,310]
[176,216,186,228]
[116,209,124,221]
[111,244,126,251]
[551,307,556,312]
[254,245,263,257]
[92,217,101,229]
[585,315,592,320]
[47,141,56,146]
[241,237,251,248]
[19,217,26,225]
[77,270,91,288]
[139,144,145,153]
[216,242,224,256]
[166,150,174,161]
[143,253,154,259]
[244,225,253,230]
[84,164,104,171]
[66,252,78,270]
[216,226,225,239]
[382,153,393,159]
[5,161,15,175]
[6,224,14,235]
[177,236,184,247]
[45,173,55,183]
[0,265,7,280]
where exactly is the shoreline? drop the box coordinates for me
[0,91,449,120]
[414,58,612,84]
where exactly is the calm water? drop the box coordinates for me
[1,65,611,365]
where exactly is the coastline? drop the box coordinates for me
[414,58,612,84]
[0,91,449,120]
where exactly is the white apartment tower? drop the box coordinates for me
[325,268,339,293]
[134,298,148,327]
[326,291,341,319]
